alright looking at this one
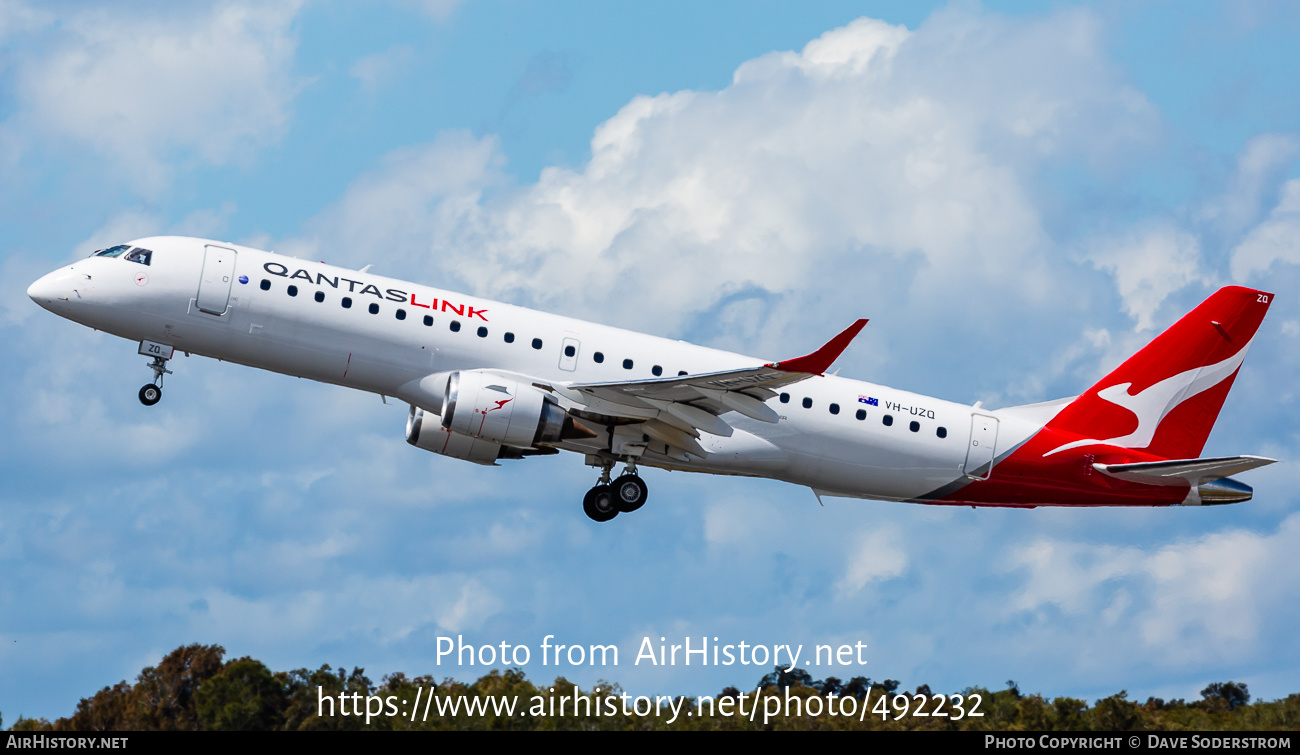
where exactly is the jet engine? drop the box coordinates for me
[406,405,504,465]
[441,370,568,447]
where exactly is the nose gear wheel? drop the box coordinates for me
[139,354,173,406]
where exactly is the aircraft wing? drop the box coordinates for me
[542,320,867,453]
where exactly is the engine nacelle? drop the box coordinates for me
[406,405,503,465]
[442,370,566,447]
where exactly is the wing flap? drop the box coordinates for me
[643,397,734,437]
[691,387,780,423]
[641,420,709,459]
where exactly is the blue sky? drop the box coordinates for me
[3,0,1300,723]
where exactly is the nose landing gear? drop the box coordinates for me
[582,460,649,522]
[137,340,174,406]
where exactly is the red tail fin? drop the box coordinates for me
[1043,286,1272,460]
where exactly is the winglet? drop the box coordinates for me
[768,319,868,375]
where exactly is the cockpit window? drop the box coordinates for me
[90,245,153,265]
[92,244,131,258]
[124,248,152,266]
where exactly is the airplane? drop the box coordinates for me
[27,236,1276,521]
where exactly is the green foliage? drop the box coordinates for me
[60,681,136,731]
[757,665,815,691]
[1052,696,1089,730]
[1201,681,1250,710]
[1093,690,1141,731]
[281,664,374,731]
[842,676,872,699]
[195,657,287,731]
[15,647,1297,732]
[131,643,227,731]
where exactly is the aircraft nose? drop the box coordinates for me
[28,270,68,309]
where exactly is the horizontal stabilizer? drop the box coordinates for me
[1093,455,1276,486]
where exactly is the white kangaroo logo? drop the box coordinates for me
[1043,338,1252,457]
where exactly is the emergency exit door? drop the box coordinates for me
[558,337,581,371]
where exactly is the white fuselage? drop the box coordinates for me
[29,236,1046,502]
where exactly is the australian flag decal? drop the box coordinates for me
[859,396,878,406]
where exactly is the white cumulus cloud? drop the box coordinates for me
[7,1,304,191]
[1088,224,1210,331]
[1005,514,1300,666]
[1231,179,1300,284]
[290,7,1158,361]
[839,527,908,595]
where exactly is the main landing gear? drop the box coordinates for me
[582,461,649,523]
[139,353,172,406]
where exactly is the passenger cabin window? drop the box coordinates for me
[909,420,920,432]
[856,408,866,421]
[622,359,633,370]
[477,326,488,338]
[124,248,152,266]
[504,332,515,343]
[368,303,379,315]
[532,338,543,350]
[801,397,812,409]
[260,280,271,291]
[593,352,604,363]
[564,345,577,357]
[287,285,298,297]
[937,427,948,439]
[829,403,840,415]
[450,321,461,332]
[396,309,406,321]
[779,393,790,404]
[341,297,352,309]
[314,291,324,302]
[883,415,894,426]
[423,315,434,327]
[652,365,663,376]
[678,371,688,376]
